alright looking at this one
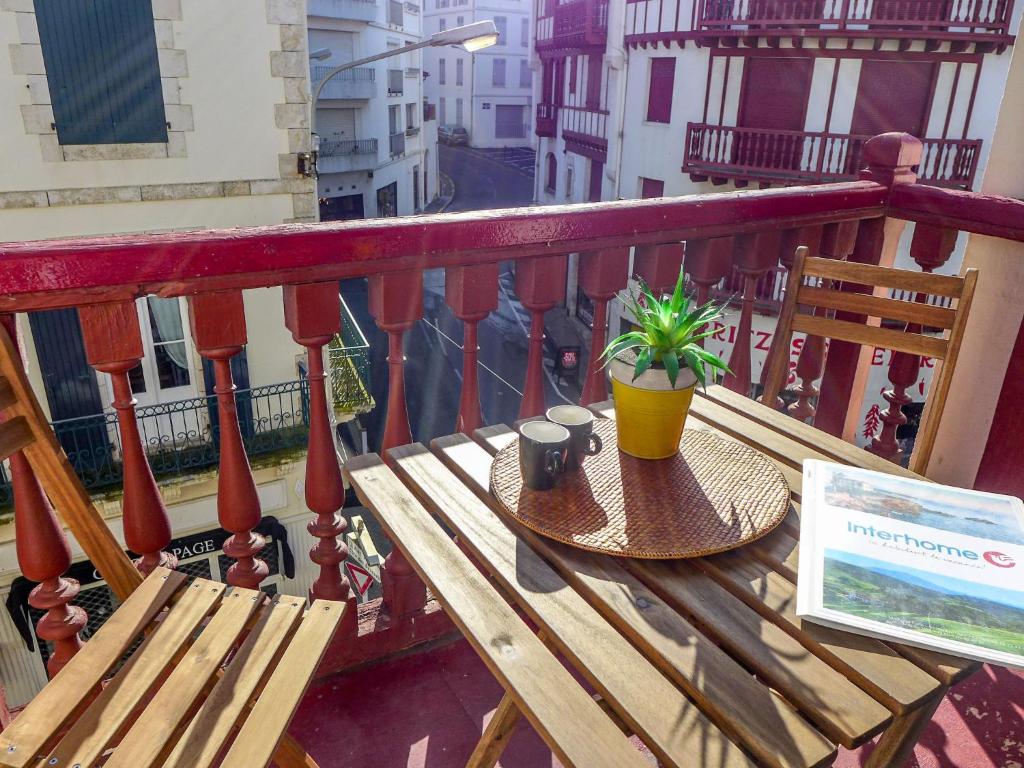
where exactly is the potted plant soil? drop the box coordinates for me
[601,270,730,460]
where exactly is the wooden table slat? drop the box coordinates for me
[434,432,837,768]
[344,453,658,768]
[391,442,757,768]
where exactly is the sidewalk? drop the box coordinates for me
[423,172,455,213]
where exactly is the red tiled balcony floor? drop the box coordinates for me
[290,637,1024,767]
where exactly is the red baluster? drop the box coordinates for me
[187,292,267,590]
[816,133,922,437]
[515,255,568,418]
[759,226,823,407]
[724,230,781,395]
[283,285,356,633]
[633,242,684,295]
[368,271,427,620]
[369,271,423,452]
[446,264,499,433]
[579,247,630,406]
[868,224,957,463]
[684,237,733,353]
[788,220,858,419]
[78,302,176,575]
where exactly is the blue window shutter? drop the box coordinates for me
[34,0,168,145]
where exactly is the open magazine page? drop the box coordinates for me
[796,460,1024,669]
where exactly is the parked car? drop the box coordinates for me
[438,125,469,145]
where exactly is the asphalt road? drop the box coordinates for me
[343,144,580,454]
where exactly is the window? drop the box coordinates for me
[406,102,416,129]
[389,104,400,134]
[646,58,675,124]
[519,59,531,88]
[521,17,529,46]
[457,15,464,24]
[439,58,447,85]
[35,0,167,145]
[585,55,601,109]
[456,97,464,125]
[439,96,447,124]
[569,56,577,95]
[545,152,557,192]
[456,58,464,86]
[493,58,506,87]
[438,0,449,7]
[494,16,507,45]
[146,298,190,390]
[640,178,665,198]
[439,17,447,30]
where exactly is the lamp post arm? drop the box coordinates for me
[311,39,432,135]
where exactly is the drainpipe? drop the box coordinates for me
[605,1,629,203]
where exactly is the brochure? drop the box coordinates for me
[796,460,1024,670]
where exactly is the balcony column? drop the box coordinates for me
[78,302,176,575]
[1,316,85,677]
[368,271,427,620]
[815,133,922,438]
[724,230,781,396]
[283,285,356,632]
[579,247,630,406]
[633,242,684,295]
[187,292,267,590]
[515,255,568,418]
[445,264,499,434]
[868,224,957,463]
[788,221,859,420]
[684,238,733,353]
[758,226,823,408]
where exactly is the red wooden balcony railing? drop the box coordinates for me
[536,102,559,137]
[4,132,1024,694]
[536,0,609,52]
[624,0,1015,44]
[683,123,982,190]
[561,106,610,161]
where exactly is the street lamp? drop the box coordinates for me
[308,20,498,144]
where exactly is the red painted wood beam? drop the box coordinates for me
[889,184,1024,243]
[0,183,887,312]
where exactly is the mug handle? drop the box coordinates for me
[585,432,603,456]
[545,449,564,477]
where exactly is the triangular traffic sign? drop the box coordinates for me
[346,561,375,596]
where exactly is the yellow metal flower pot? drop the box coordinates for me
[609,358,696,460]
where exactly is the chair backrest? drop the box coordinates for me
[760,246,978,476]
[0,323,142,601]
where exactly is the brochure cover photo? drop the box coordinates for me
[796,461,1024,669]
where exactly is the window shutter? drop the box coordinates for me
[646,58,676,124]
[35,0,168,145]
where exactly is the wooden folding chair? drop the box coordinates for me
[760,246,978,475]
[0,323,340,768]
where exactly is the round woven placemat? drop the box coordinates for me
[490,420,791,559]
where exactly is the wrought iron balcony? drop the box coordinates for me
[389,131,406,157]
[307,0,378,22]
[329,296,374,415]
[683,123,982,189]
[311,65,376,100]
[317,138,379,173]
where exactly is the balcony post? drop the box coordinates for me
[187,291,268,590]
[579,247,630,406]
[446,264,499,434]
[633,243,684,295]
[368,271,427,620]
[684,238,733,351]
[758,226,823,407]
[868,224,957,463]
[369,271,423,452]
[1,316,85,676]
[78,302,177,575]
[724,230,781,395]
[788,221,858,420]
[515,255,568,418]
[283,285,356,629]
[815,133,922,438]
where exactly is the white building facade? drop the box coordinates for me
[310,0,439,218]
[424,0,533,147]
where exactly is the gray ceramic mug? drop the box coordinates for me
[546,405,603,470]
[519,421,570,490]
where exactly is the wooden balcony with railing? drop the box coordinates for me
[625,0,1016,47]
[561,105,611,161]
[536,102,559,137]
[2,132,1023,765]
[683,123,982,190]
[536,0,610,54]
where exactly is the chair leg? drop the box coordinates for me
[466,692,522,768]
[274,733,321,768]
[864,691,944,768]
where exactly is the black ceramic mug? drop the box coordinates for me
[519,421,570,490]
[546,404,603,470]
